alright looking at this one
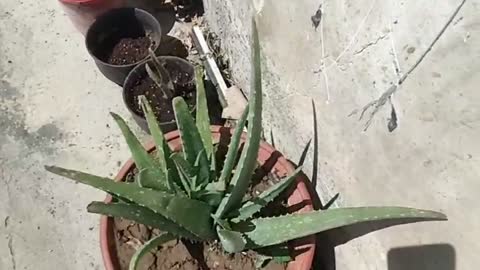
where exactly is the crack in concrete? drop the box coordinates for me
[353,0,467,131]
[8,235,17,270]
[354,33,389,55]
[389,21,403,80]
[334,0,378,63]
[4,216,9,227]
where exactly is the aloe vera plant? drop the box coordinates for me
[46,18,447,269]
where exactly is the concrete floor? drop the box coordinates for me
[0,1,137,269]
[1,0,480,270]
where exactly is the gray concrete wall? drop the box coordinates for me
[204,0,479,269]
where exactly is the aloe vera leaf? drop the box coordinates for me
[145,63,168,98]
[45,166,216,239]
[173,97,210,189]
[311,100,319,195]
[232,167,302,222]
[193,149,211,189]
[194,66,214,158]
[195,190,224,208]
[218,105,249,186]
[244,207,447,248]
[148,49,174,96]
[256,245,292,264]
[298,139,311,166]
[217,227,246,253]
[323,193,340,210]
[205,180,226,192]
[129,233,176,270]
[211,214,231,230]
[139,96,180,192]
[170,153,194,196]
[87,202,198,240]
[110,113,168,191]
[216,18,263,218]
[254,246,292,269]
[209,151,218,182]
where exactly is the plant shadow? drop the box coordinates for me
[174,0,205,22]
[157,35,189,58]
[388,244,455,270]
[126,1,176,34]
[294,100,454,270]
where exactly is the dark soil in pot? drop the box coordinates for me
[107,36,153,65]
[123,56,196,130]
[113,169,290,270]
[86,8,162,85]
[129,75,196,124]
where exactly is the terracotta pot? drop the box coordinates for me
[100,126,316,270]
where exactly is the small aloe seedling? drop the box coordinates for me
[145,49,174,99]
[46,18,447,270]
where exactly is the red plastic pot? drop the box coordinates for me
[100,126,316,270]
[59,0,124,35]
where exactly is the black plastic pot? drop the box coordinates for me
[123,56,195,133]
[86,8,162,85]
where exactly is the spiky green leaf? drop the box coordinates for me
[243,207,447,248]
[194,66,213,158]
[45,166,216,239]
[216,18,263,218]
[195,190,224,207]
[255,245,292,268]
[298,139,311,167]
[232,167,302,222]
[205,181,226,192]
[171,153,194,196]
[257,245,292,264]
[218,105,249,187]
[211,215,231,230]
[129,233,176,270]
[209,151,218,182]
[145,63,167,98]
[173,97,210,189]
[217,227,246,253]
[87,202,198,240]
[111,113,168,191]
[140,96,180,192]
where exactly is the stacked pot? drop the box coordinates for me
[62,1,197,134]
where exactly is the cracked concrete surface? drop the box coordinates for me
[0,0,479,269]
[205,0,480,269]
[0,0,141,269]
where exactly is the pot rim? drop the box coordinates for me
[85,7,162,68]
[60,0,103,4]
[100,126,316,270]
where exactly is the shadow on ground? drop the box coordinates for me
[276,101,455,270]
[388,244,455,270]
